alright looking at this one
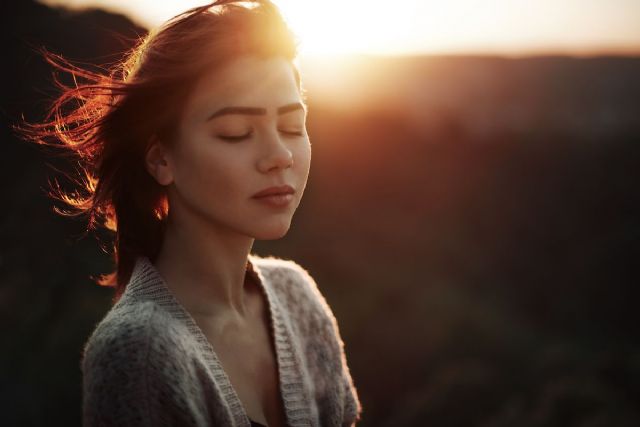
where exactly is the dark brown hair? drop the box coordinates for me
[13,0,304,304]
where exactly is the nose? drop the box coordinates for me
[257,130,294,172]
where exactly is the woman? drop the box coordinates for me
[15,1,362,426]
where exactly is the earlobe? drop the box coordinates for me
[144,136,174,186]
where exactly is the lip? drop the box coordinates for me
[252,185,295,198]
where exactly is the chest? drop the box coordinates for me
[198,298,288,426]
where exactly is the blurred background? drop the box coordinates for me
[2,0,640,426]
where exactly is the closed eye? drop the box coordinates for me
[280,130,304,136]
[217,130,304,141]
[218,133,252,142]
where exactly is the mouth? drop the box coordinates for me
[251,184,295,208]
[251,184,295,198]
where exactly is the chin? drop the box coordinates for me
[251,222,292,240]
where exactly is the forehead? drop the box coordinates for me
[185,55,301,121]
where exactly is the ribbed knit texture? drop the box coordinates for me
[81,254,362,427]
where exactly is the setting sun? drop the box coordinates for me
[276,0,413,56]
[38,0,640,57]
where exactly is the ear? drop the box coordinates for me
[144,135,174,186]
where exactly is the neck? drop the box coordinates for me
[153,210,255,323]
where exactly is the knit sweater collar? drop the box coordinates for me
[120,255,313,427]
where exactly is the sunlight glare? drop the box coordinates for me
[275,0,414,57]
[38,0,640,58]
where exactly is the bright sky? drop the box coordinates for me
[39,0,640,56]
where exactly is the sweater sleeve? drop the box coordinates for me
[81,303,207,427]
[285,261,364,426]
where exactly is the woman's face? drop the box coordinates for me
[162,54,311,239]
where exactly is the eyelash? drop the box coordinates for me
[218,130,304,142]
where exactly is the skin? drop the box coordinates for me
[144,54,311,426]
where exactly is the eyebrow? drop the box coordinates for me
[207,102,306,121]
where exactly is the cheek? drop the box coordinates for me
[172,139,247,200]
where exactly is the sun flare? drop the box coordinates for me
[275,0,414,57]
[37,0,640,59]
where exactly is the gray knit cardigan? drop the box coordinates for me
[81,254,362,427]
